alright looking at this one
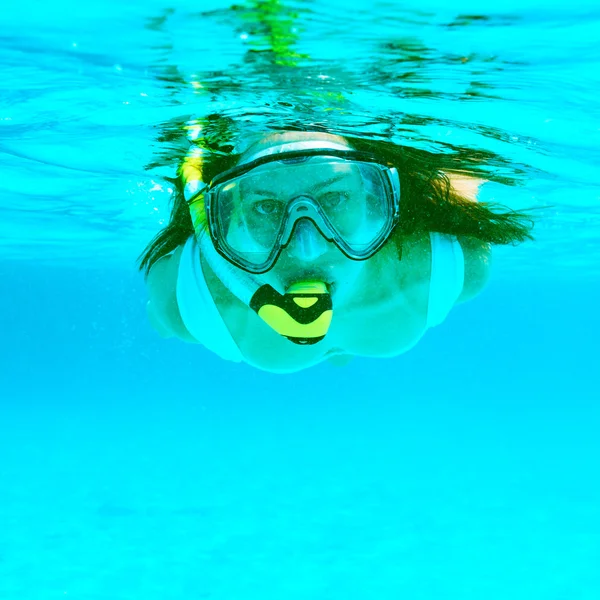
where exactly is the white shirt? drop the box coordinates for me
[176,232,464,363]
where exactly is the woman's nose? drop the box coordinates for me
[286,218,328,261]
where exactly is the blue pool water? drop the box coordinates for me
[1,0,599,598]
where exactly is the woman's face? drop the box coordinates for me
[236,132,377,302]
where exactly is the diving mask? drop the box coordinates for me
[185,146,401,274]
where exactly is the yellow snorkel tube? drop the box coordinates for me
[182,147,334,345]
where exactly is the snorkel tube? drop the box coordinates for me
[183,147,333,345]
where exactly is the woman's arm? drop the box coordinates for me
[446,172,492,304]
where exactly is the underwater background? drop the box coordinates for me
[1,0,599,598]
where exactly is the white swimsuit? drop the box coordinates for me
[176,232,465,363]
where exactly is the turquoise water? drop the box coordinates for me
[1,0,599,598]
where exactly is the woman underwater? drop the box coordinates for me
[139,129,534,373]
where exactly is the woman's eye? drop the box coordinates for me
[253,199,282,215]
[320,191,349,208]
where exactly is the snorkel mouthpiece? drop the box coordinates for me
[249,281,333,345]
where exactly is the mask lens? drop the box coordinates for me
[210,155,396,270]
[213,169,286,268]
[316,162,390,252]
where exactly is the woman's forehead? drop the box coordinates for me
[240,157,360,190]
[238,131,352,162]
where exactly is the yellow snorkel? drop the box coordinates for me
[182,147,334,345]
[249,280,333,345]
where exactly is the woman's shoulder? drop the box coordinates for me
[145,242,198,342]
[445,172,492,303]
[146,244,185,295]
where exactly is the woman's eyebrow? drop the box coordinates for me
[312,174,348,192]
[249,174,348,197]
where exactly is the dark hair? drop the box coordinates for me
[138,131,537,275]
